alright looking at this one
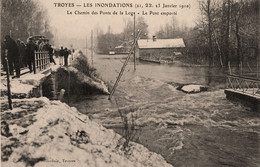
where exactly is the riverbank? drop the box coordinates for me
[1,98,172,167]
[1,51,172,167]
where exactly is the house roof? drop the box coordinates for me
[137,38,185,49]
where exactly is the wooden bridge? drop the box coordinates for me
[225,74,260,111]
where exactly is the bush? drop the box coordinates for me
[72,51,98,78]
[115,99,141,152]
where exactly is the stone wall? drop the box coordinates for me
[42,67,109,100]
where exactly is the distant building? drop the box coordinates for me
[115,40,133,54]
[136,36,185,63]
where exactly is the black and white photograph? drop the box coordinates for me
[1,0,259,166]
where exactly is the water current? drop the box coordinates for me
[70,54,260,167]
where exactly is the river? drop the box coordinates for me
[70,53,260,167]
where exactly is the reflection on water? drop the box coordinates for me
[70,54,260,167]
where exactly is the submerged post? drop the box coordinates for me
[257,48,259,79]
[240,61,243,76]
[5,50,13,110]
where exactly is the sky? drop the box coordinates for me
[39,0,200,48]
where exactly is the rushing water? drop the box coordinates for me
[70,54,260,167]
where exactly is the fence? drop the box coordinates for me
[34,51,50,74]
[226,74,260,97]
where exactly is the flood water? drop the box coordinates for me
[70,53,260,167]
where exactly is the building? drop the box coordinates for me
[136,36,185,63]
[115,40,133,54]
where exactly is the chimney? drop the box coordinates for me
[152,35,157,42]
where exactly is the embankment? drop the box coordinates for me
[1,51,172,167]
[42,66,109,100]
[1,98,172,167]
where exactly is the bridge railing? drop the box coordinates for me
[227,74,260,97]
[34,51,50,74]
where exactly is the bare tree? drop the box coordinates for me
[199,0,216,66]
[1,0,53,41]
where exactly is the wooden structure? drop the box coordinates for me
[4,50,13,109]
[115,41,132,54]
[136,36,185,63]
[34,51,50,74]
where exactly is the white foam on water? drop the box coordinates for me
[170,141,184,154]
[72,71,259,166]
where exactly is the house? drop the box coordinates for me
[136,36,185,63]
[115,40,133,54]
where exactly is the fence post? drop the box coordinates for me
[257,50,259,79]
[42,52,44,69]
[34,51,36,74]
[240,61,243,76]
[40,52,42,70]
[5,50,13,110]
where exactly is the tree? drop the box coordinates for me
[221,0,231,66]
[198,0,230,66]
[1,0,53,42]
[193,0,259,69]
[205,0,214,66]
[155,16,182,39]
[122,19,133,41]
[97,33,122,54]
[156,26,165,39]
[136,17,148,39]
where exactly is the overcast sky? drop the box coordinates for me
[39,0,200,47]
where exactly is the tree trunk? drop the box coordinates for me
[225,0,231,66]
[207,0,213,66]
[256,0,260,78]
[236,19,242,75]
[213,30,223,67]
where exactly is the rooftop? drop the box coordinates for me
[137,38,185,49]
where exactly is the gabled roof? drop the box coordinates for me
[137,38,185,49]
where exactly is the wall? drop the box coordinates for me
[42,67,107,100]
[137,48,181,61]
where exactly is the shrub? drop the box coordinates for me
[115,99,141,152]
[72,51,98,78]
